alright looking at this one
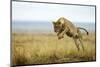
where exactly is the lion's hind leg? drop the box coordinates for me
[79,38,84,51]
[73,37,80,51]
[77,29,85,51]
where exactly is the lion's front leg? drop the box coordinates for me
[57,27,68,39]
[58,33,64,39]
[57,31,64,39]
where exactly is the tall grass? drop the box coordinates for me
[12,33,96,65]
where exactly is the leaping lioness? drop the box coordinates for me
[52,17,89,51]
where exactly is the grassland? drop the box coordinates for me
[12,32,96,65]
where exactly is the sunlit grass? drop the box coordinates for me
[12,32,96,65]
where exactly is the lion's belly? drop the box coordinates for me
[66,30,78,38]
[66,32,73,37]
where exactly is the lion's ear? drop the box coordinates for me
[52,21,56,25]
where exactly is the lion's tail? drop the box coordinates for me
[77,27,89,35]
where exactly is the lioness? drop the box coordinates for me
[52,17,89,51]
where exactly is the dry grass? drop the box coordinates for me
[12,32,96,65]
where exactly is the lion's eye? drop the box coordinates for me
[55,26,59,28]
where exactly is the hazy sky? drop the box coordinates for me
[12,1,95,23]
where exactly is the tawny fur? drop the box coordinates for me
[52,17,89,51]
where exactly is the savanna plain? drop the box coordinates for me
[12,32,96,65]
